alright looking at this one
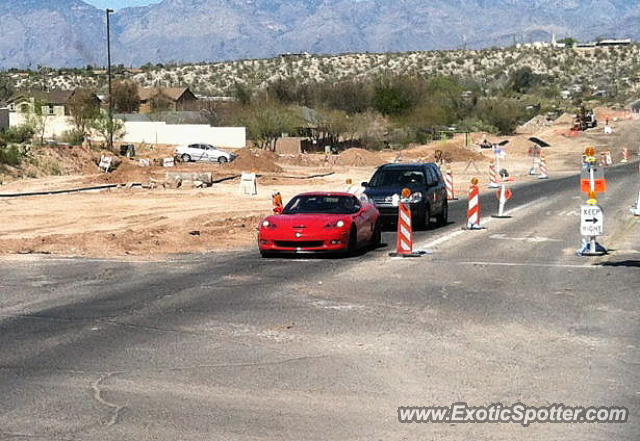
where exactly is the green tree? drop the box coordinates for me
[233,82,253,106]
[558,37,578,47]
[0,76,14,101]
[510,67,541,94]
[373,79,416,116]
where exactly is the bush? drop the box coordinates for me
[0,145,25,166]
[476,98,527,135]
[60,129,85,145]
[1,125,35,144]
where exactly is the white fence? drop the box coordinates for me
[9,113,247,149]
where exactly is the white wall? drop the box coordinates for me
[122,122,246,148]
[9,113,247,148]
[9,113,74,139]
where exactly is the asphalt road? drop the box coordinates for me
[1,162,639,440]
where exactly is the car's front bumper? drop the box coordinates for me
[258,229,350,253]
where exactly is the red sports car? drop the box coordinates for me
[258,192,381,257]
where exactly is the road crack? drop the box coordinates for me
[91,372,126,427]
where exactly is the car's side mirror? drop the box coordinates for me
[361,182,369,187]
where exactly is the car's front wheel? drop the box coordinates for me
[346,225,358,256]
[436,200,448,227]
[218,156,228,163]
[415,204,431,230]
[181,154,192,162]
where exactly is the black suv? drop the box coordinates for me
[362,163,448,229]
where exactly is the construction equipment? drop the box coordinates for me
[572,106,597,131]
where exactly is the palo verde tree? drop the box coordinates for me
[67,89,101,140]
[236,103,300,151]
[25,98,48,145]
[90,112,125,150]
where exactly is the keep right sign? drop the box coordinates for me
[581,204,604,236]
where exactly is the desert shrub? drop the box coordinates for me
[0,145,25,166]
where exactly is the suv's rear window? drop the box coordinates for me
[369,169,426,187]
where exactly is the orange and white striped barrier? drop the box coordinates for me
[389,196,426,257]
[621,148,630,163]
[389,188,427,257]
[538,152,548,179]
[466,180,485,230]
[488,162,500,188]
[445,171,457,200]
[396,202,414,254]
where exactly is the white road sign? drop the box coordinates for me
[580,205,604,236]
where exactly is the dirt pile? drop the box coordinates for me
[223,148,282,173]
[517,115,554,133]
[3,145,101,180]
[335,148,386,167]
[554,113,575,125]
[401,139,487,163]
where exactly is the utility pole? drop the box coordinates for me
[106,8,114,150]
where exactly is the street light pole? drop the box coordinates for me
[106,8,114,150]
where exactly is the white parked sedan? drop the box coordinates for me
[175,144,238,163]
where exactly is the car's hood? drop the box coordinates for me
[266,213,350,228]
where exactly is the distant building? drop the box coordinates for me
[597,39,632,47]
[5,89,101,116]
[137,87,199,113]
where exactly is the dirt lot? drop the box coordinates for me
[0,110,637,258]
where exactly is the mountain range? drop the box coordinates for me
[0,0,638,69]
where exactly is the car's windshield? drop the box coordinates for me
[283,195,359,214]
[369,169,426,187]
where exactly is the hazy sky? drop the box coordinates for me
[84,0,162,9]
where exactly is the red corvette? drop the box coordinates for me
[258,192,381,257]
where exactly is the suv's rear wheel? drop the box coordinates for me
[181,153,191,162]
[218,156,228,163]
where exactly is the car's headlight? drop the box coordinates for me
[325,220,346,228]
[409,192,423,202]
[262,220,272,228]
